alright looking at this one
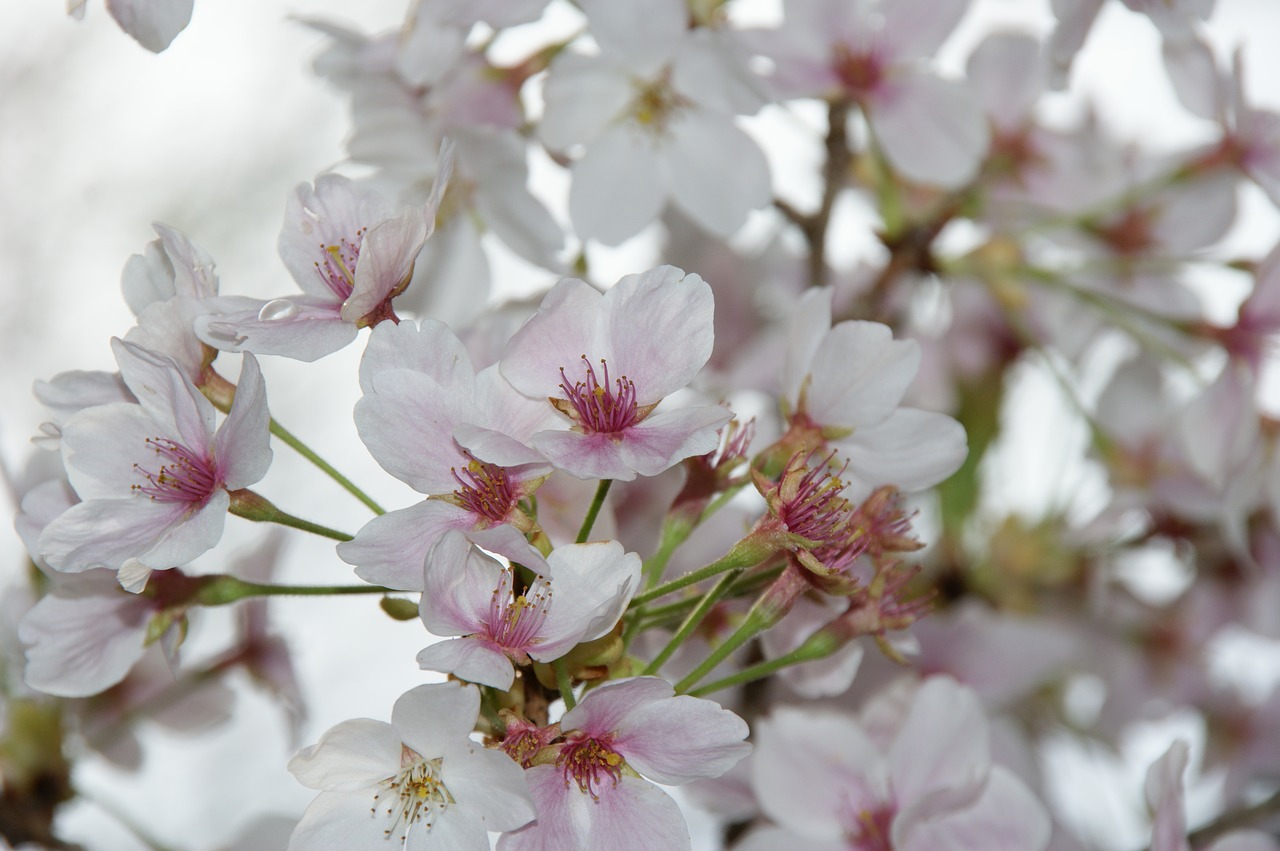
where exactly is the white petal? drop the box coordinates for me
[392,681,480,760]
[869,71,990,187]
[569,126,665,246]
[664,111,771,238]
[359,319,475,395]
[216,353,272,490]
[579,0,685,74]
[417,637,516,690]
[105,0,192,52]
[288,719,400,790]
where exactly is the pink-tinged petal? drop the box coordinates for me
[1178,362,1258,489]
[561,676,675,737]
[340,208,429,322]
[604,266,714,400]
[459,368,560,467]
[466,524,551,574]
[38,492,225,573]
[468,131,565,270]
[1145,741,1191,851]
[532,541,640,659]
[1162,34,1221,121]
[18,570,150,697]
[34,370,131,426]
[879,0,971,61]
[966,32,1045,131]
[121,222,219,312]
[752,707,887,839]
[782,288,835,407]
[664,112,771,239]
[111,338,213,452]
[1047,0,1106,87]
[529,430,636,481]
[355,370,479,493]
[805,321,919,427]
[611,692,750,785]
[105,0,192,52]
[1152,173,1237,251]
[897,766,1051,851]
[59,402,158,499]
[439,745,536,834]
[417,636,516,690]
[216,353,272,490]
[359,319,475,395]
[195,296,358,362]
[613,405,733,477]
[761,595,864,698]
[837,407,968,495]
[16,479,77,570]
[420,531,506,637]
[869,71,990,187]
[586,776,691,851]
[135,489,230,570]
[392,682,480,760]
[337,500,474,592]
[501,278,603,400]
[286,788,402,851]
[288,718,401,790]
[278,175,397,296]
[540,54,633,150]
[570,126,665,246]
[888,677,989,810]
[400,216,493,328]
[579,0,685,74]
[497,765,589,851]
[734,825,847,851]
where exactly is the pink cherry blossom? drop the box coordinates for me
[287,681,534,851]
[498,677,750,851]
[416,531,641,689]
[37,339,271,585]
[196,144,452,362]
[781,288,967,499]
[498,266,731,482]
[741,676,1051,851]
[337,319,557,590]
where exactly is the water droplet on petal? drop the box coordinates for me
[258,299,299,322]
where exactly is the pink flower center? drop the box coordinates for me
[832,43,884,98]
[451,455,517,522]
[488,568,551,653]
[313,229,365,300]
[131,437,219,505]
[778,452,854,546]
[846,804,895,851]
[558,356,640,435]
[557,732,625,799]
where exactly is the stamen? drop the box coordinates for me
[557,732,626,799]
[312,228,366,300]
[487,568,552,651]
[778,451,853,546]
[450,454,517,521]
[558,356,640,435]
[370,748,453,842]
[131,438,218,505]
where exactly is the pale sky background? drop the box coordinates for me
[4,0,1280,849]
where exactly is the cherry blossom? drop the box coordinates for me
[37,339,271,588]
[287,681,534,851]
[498,266,731,482]
[498,677,751,851]
[196,144,452,362]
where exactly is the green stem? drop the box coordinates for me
[688,631,839,697]
[269,417,385,515]
[553,657,577,710]
[642,569,743,676]
[629,542,775,609]
[674,603,774,694]
[633,566,784,630]
[576,479,612,543]
[228,489,353,542]
[195,574,393,606]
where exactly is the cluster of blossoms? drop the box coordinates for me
[8,0,1280,849]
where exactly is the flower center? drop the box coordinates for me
[131,437,219,505]
[628,73,689,136]
[313,228,365,300]
[557,732,626,799]
[371,748,454,842]
[832,43,883,97]
[450,454,517,522]
[557,356,640,435]
[846,804,895,851]
[488,568,552,652]
[777,451,853,546]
